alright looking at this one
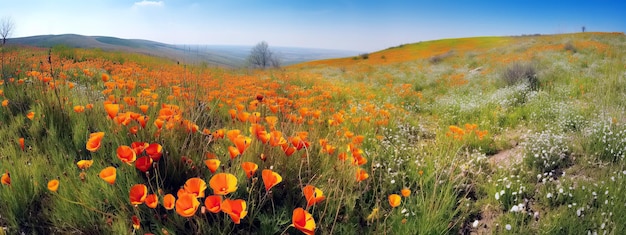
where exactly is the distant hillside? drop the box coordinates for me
[7,34,361,67]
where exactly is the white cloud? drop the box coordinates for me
[133,1,164,8]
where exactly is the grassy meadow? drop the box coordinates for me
[0,32,625,234]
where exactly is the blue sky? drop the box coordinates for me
[0,0,624,51]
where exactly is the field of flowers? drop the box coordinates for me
[0,32,624,234]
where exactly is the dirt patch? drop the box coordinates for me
[489,145,524,168]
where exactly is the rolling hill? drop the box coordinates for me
[7,34,361,67]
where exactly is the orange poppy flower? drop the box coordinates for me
[212,129,225,140]
[1,171,10,185]
[175,192,200,217]
[184,177,207,198]
[86,132,104,152]
[47,179,59,192]
[86,103,94,109]
[228,146,241,159]
[73,105,85,113]
[131,142,148,155]
[154,118,165,129]
[1,99,8,107]
[204,195,222,213]
[104,103,120,119]
[262,169,282,191]
[221,199,248,224]
[241,162,258,179]
[99,167,116,184]
[356,168,369,182]
[132,215,140,230]
[209,173,238,195]
[135,156,153,173]
[388,194,401,208]
[303,185,326,208]
[282,144,296,157]
[292,207,315,235]
[163,194,175,210]
[139,105,149,114]
[205,159,221,173]
[234,135,252,154]
[129,126,139,135]
[26,111,34,120]
[19,137,24,151]
[117,145,137,165]
[401,188,411,197]
[76,159,94,170]
[129,184,148,205]
[226,129,241,143]
[145,194,158,209]
[137,115,149,128]
[145,143,162,162]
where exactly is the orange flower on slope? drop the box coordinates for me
[292,207,315,235]
[131,215,140,230]
[19,137,24,151]
[117,145,137,165]
[401,188,411,197]
[26,111,35,120]
[221,199,247,224]
[303,185,326,208]
[209,173,238,195]
[163,194,175,210]
[226,129,241,143]
[135,156,153,173]
[47,179,59,192]
[104,103,120,119]
[234,135,252,154]
[388,194,401,208]
[1,171,10,185]
[262,169,282,191]
[73,105,85,113]
[228,146,241,159]
[145,194,158,209]
[131,141,148,155]
[145,143,162,162]
[1,99,8,107]
[99,167,116,184]
[76,160,94,170]
[356,168,369,182]
[86,132,104,152]
[175,192,200,217]
[129,184,148,205]
[241,162,258,179]
[204,195,222,213]
[205,159,220,173]
[184,177,207,198]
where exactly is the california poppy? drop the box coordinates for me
[226,129,241,143]
[99,167,117,184]
[209,173,238,195]
[117,145,137,165]
[234,135,252,154]
[183,177,207,198]
[262,169,282,191]
[1,99,8,107]
[86,132,105,152]
[205,159,220,173]
[73,105,85,113]
[292,207,315,235]
[145,194,158,209]
[388,194,401,208]
[356,168,369,182]
[303,185,326,208]
[135,156,153,173]
[1,171,10,185]
[163,194,175,210]
[204,195,222,213]
[131,142,148,155]
[104,103,120,119]
[76,159,94,170]
[131,215,140,230]
[139,105,149,114]
[19,137,24,151]
[175,192,200,217]
[241,162,258,179]
[26,111,35,120]
[129,184,148,205]
[228,146,241,159]
[145,143,162,162]
[401,188,411,197]
[47,179,59,192]
[221,199,247,224]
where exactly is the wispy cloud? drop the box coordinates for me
[133,0,164,8]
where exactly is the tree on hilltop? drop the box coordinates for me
[1,17,14,46]
[247,41,280,69]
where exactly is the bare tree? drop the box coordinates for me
[247,41,280,69]
[1,17,14,46]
